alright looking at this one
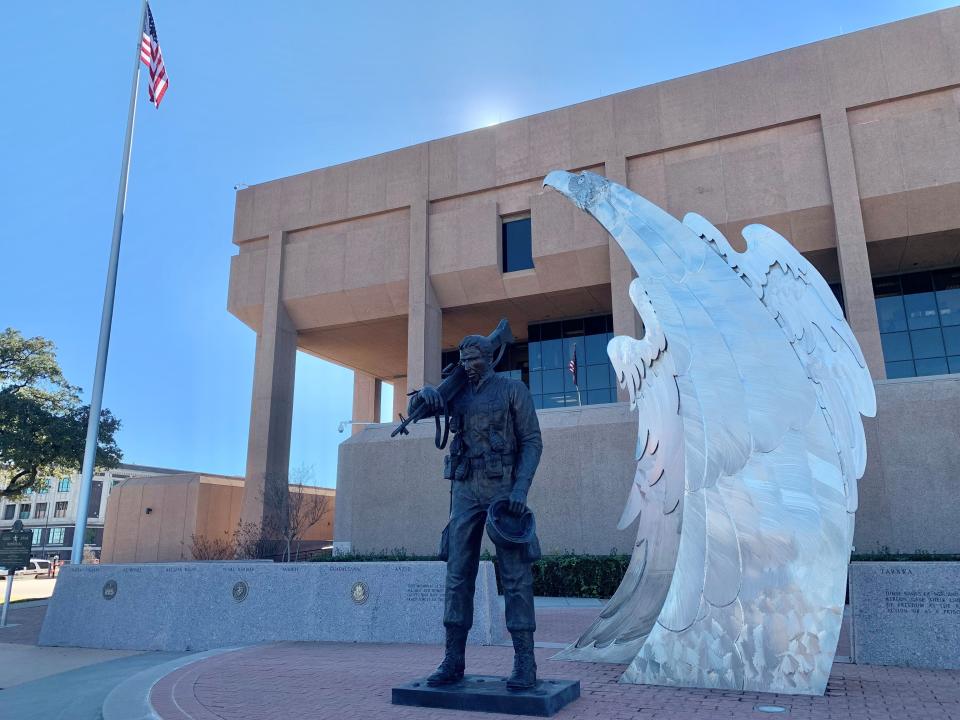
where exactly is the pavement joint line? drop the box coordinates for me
[102,645,246,720]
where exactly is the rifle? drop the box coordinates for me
[390,318,514,448]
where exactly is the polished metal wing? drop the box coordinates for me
[543,170,876,696]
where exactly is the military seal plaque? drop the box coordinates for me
[231,580,248,603]
[351,581,369,605]
[102,579,118,600]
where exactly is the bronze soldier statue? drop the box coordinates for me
[406,327,543,690]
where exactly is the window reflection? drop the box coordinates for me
[526,315,616,409]
[442,314,619,409]
[876,296,907,333]
[874,267,960,379]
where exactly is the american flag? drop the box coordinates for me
[568,344,579,388]
[140,3,169,108]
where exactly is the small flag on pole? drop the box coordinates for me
[568,344,579,388]
[140,3,169,108]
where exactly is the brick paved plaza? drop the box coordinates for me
[3,601,960,719]
[146,605,960,720]
[149,639,960,720]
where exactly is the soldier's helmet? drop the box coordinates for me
[485,497,537,549]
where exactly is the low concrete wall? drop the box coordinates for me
[39,561,501,651]
[335,376,960,556]
[337,402,639,556]
[849,561,960,669]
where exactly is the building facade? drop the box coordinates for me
[100,473,335,563]
[0,463,188,562]
[228,10,960,555]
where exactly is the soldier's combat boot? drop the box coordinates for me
[506,630,537,690]
[426,627,467,686]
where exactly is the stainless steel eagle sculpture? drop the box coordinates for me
[543,170,876,696]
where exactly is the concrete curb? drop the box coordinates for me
[102,646,244,720]
[4,598,50,609]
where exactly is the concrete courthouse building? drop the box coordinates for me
[228,9,960,558]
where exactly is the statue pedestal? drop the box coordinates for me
[392,675,580,717]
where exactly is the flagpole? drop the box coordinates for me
[71,0,148,564]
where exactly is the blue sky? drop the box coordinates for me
[0,1,953,487]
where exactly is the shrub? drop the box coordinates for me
[311,549,630,599]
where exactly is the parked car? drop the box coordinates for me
[0,559,52,579]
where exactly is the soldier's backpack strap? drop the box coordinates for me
[434,394,451,450]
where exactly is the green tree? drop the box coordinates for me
[0,328,121,498]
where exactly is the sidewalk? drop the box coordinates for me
[0,577,57,604]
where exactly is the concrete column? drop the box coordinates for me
[391,377,408,421]
[241,231,297,530]
[352,371,382,435]
[821,107,886,380]
[606,155,641,401]
[406,197,442,393]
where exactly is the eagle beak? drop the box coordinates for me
[543,170,574,197]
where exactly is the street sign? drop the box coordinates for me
[0,529,32,573]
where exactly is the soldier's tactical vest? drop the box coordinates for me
[444,375,518,481]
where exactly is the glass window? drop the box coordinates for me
[880,332,912,362]
[541,392,566,409]
[885,360,915,379]
[915,357,948,376]
[540,339,562,370]
[31,528,42,545]
[949,356,960,374]
[873,275,902,298]
[19,504,31,520]
[48,527,65,545]
[875,267,960,378]
[562,338,581,369]
[901,271,933,295]
[904,293,939,330]
[584,315,608,335]
[938,289,960,327]
[943,325,960,355]
[502,217,534,273]
[528,314,615,407]
[585,332,608,365]
[587,389,612,404]
[875,296,908,333]
[910,329,945,359]
[3,505,14,520]
[586,364,611,390]
[34,503,47,519]
[528,342,542,371]
[528,370,542,395]
[539,321,562,341]
[57,478,71,493]
[54,501,68,518]
[541,369,564,394]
